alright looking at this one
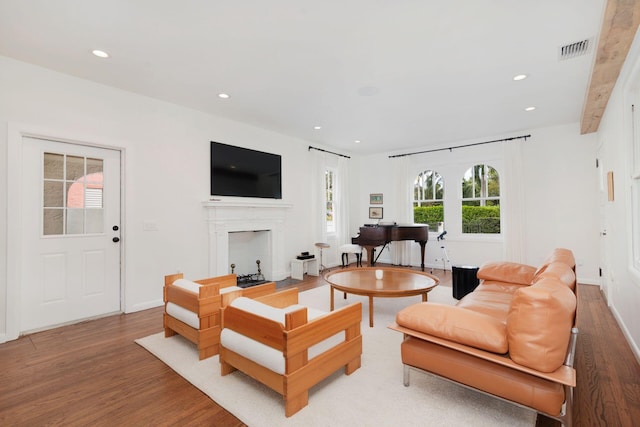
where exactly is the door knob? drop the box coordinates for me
[112,237,120,243]
[113,225,119,231]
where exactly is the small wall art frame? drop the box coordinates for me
[369,193,383,204]
[369,207,383,219]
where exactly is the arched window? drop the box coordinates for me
[413,170,444,232]
[461,164,500,234]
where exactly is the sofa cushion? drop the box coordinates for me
[166,302,200,329]
[172,278,201,293]
[507,278,576,372]
[396,303,508,354]
[477,262,536,285]
[533,262,576,290]
[455,289,515,323]
[534,248,576,278]
[474,281,528,294]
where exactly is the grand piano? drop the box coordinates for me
[352,223,429,270]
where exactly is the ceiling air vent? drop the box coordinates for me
[559,38,592,61]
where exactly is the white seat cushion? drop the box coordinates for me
[221,297,336,374]
[173,278,241,296]
[166,302,200,329]
[340,244,362,253]
[172,278,201,293]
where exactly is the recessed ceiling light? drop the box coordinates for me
[525,106,536,111]
[355,140,361,144]
[513,74,528,81]
[91,49,109,58]
[218,93,230,99]
[313,126,322,130]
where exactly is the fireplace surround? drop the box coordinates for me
[203,200,292,281]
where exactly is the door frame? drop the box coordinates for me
[596,145,612,304]
[5,123,126,341]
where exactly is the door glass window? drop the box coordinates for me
[43,152,104,236]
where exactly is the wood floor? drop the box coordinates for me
[0,267,638,426]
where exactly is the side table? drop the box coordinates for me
[291,258,319,280]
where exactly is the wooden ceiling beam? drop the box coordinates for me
[581,0,640,134]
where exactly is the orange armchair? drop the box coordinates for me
[163,273,276,360]
[219,288,362,416]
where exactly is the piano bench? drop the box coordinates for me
[340,244,363,268]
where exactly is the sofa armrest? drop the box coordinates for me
[396,303,507,354]
[477,261,536,285]
[388,322,576,387]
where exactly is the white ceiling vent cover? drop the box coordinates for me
[559,38,592,61]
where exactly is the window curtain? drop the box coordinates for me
[502,140,526,262]
[392,156,414,265]
[310,148,350,253]
[310,150,327,246]
[335,155,351,246]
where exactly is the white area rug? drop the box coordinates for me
[137,285,536,427]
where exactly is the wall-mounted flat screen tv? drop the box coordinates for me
[210,141,282,199]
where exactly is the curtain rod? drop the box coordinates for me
[388,134,531,158]
[309,145,351,159]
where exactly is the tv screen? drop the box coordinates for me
[210,141,282,199]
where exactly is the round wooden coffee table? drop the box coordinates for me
[324,267,439,327]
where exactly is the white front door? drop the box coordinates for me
[20,137,121,332]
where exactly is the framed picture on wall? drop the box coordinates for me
[369,207,383,219]
[369,193,383,204]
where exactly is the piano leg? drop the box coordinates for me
[363,245,377,267]
[418,241,427,271]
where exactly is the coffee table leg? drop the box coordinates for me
[330,286,335,311]
[368,296,374,327]
[422,292,428,302]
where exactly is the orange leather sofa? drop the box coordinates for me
[389,248,578,426]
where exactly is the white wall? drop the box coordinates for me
[593,27,640,360]
[0,55,318,339]
[352,126,600,284]
[0,53,606,345]
[0,121,7,339]
[521,123,600,281]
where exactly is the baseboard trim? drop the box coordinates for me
[610,304,640,365]
[126,299,163,313]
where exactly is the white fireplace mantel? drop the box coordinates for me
[202,200,293,280]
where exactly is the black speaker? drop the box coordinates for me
[452,265,479,300]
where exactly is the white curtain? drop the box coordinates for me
[391,156,414,265]
[310,149,327,246]
[502,140,526,262]
[310,148,351,262]
[336,155,351,246]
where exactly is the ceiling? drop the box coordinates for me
[0,1,610,154]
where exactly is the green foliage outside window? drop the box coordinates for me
[413,205,443,230]
[461,205,500,233]
[414,205,500,233]
[461,164,500,234]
